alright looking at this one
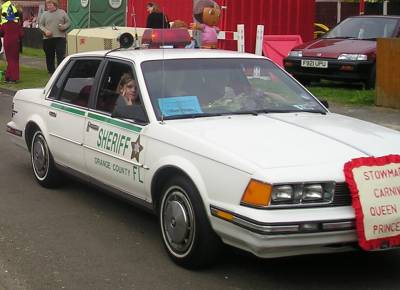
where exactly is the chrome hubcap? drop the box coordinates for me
[162,189,195,255]
[32,135,48,179]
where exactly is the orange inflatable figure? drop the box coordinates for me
[191,0,221,49]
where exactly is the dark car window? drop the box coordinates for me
[96,60,148,123]
[324,17,399,39]
[56,60,101,107]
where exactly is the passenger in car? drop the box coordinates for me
[112,73,145,121]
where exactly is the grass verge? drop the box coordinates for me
[21,47,45,58]
[0,65,49,91]
[306,81,375,106]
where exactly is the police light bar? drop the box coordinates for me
[141,28,191,48]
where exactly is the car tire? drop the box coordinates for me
[365,64,376,90]
[30,130,60,188]
[159,175,221,269]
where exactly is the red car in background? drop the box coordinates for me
[284,16,400,89]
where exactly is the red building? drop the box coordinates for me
[16,0,316,53]
[127,0,315,53]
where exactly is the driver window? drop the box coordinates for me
[96,61,147,123]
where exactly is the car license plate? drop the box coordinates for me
[301,60,328,68]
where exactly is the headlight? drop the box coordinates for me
[270,182,335,207]
[271,185,294,202]
[241,181,335,208]
[338,54,368,61]
[302,184,324,202]
[288,50,303,58]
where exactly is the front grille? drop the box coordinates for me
[331,182,352,207]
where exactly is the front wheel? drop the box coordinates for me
[30,131,60,188]
[365,64,376,90]
[159,175,221,269]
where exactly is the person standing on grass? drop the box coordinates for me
[39,0,70,75]
[0,0,23,83]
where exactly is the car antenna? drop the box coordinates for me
[105,46,122,57]
[159,7,167,113]
[132,6,140,49]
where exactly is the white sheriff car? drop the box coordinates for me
[7,48,400,268]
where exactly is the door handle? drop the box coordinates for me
[49,111,57,117]
[87,121,99,132]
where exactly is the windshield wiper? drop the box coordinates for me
[358,37,377,40]
[256,109,327,115]
[322,36,357,40]
[162,108,326,120]
[163,112,222,120]
[220,110,259,116]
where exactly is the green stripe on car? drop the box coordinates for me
[50,103,86,116]
[50,103,142,133]
[88,113,142,133]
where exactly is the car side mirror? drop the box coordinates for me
[320,99,329,108]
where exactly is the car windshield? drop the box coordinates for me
[141,58,326,120]
[323,17,398,40]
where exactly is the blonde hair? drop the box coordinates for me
[116,73,135,94]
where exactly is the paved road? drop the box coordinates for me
[1,92,400,290]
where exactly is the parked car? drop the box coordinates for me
[7,47,400,269]
[284,15,400,88]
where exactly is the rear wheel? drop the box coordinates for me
[159,175,221,269]
[30,131,60,188]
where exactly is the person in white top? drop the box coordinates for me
[38,0,70,74]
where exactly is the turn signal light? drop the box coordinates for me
[241,179,272,207]
[340,65,354,71]
[213,209,234,221]
[284,61,294,67]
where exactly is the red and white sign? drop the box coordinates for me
[344,155,400,250]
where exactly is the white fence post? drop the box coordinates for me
[217,24,245,52]
[237,24,245,53]
[383,0,388,15]
[255,25,264,55]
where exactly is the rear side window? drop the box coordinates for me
[57,60,101,107]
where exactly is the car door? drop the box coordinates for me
[46,58,103,173]
[83,59,149,199]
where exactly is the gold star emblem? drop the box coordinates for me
[131,135,143,162]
